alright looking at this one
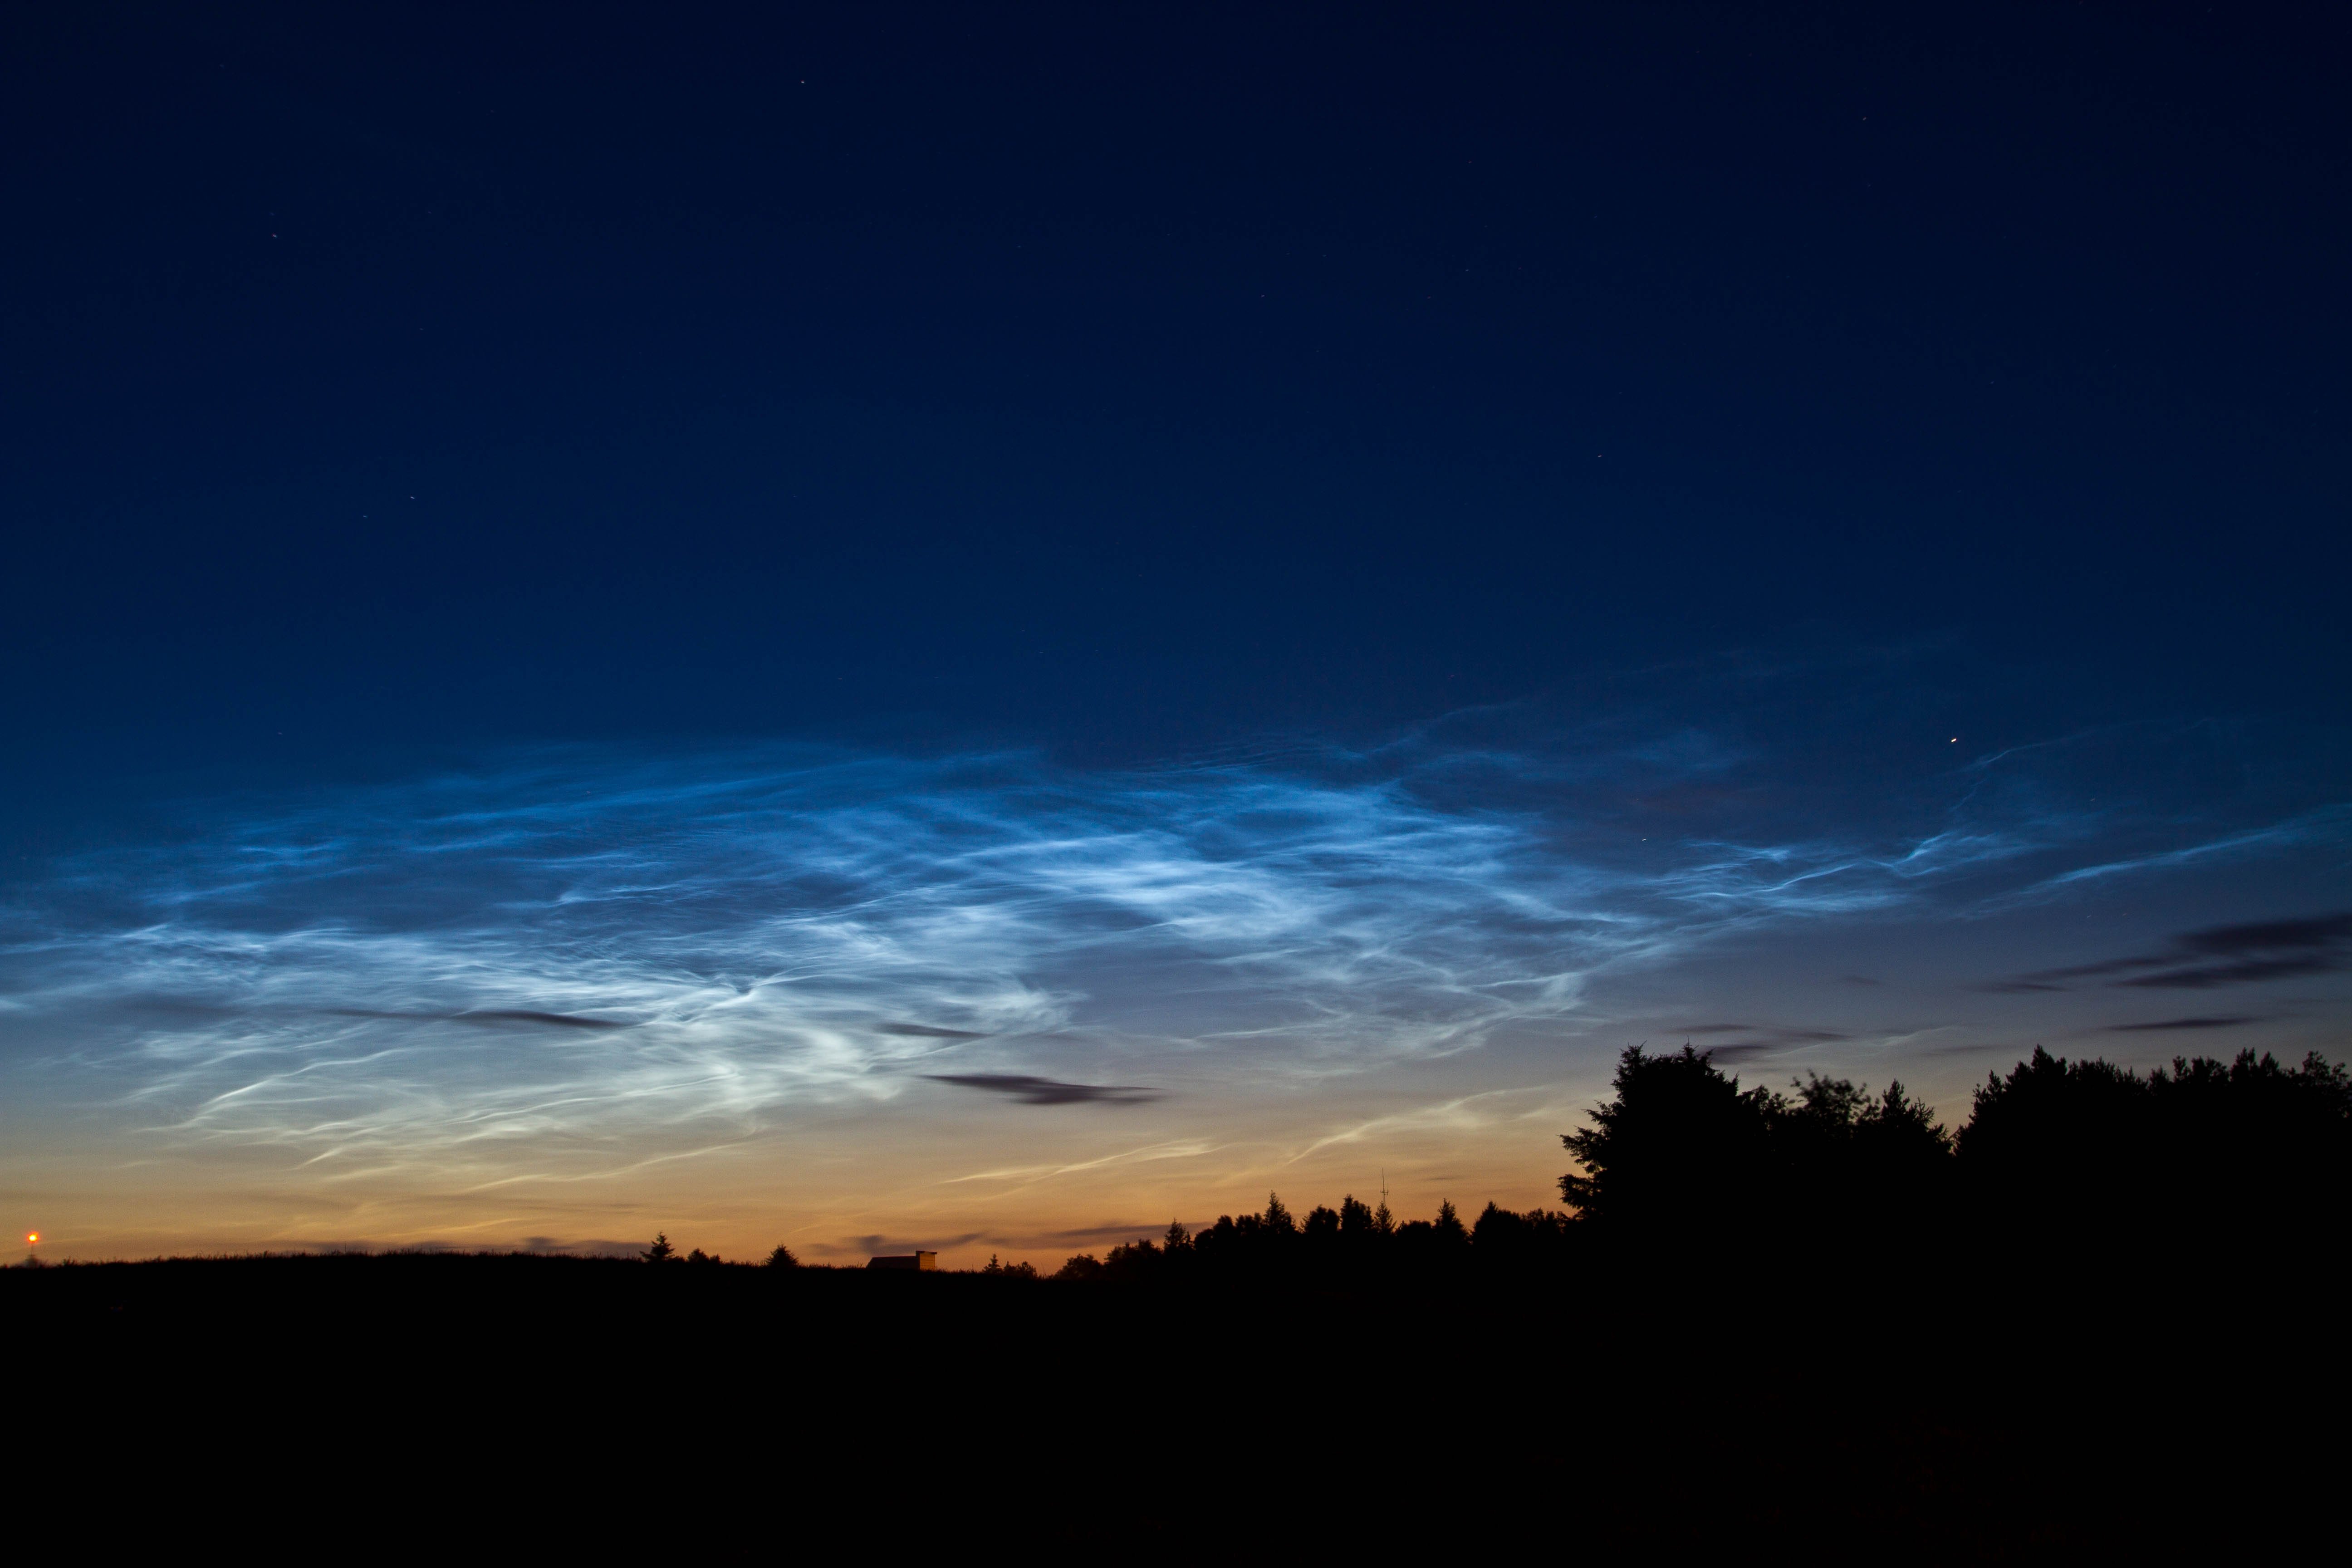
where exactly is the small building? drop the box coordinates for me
[866,1251,938,1271]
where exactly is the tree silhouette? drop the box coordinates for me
[1957,1045,2154,1237]
[1562,1045,1774,1232]
[1851,1081,1951,1171]
[642,1233,676,1264]
[1470,1201,1573,1266]
[1558,1044,1969,1249]
[2147,1050,2350,1224]
[1102,1237,1162,1280]
[1759,1070,1953,1237]
[1958,1045,2352,1250]
[766,1244,799,1268]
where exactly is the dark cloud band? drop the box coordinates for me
[2004,911,2352,994]
[924,1073,1163,1106]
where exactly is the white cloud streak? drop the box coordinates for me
[0,741,2332,1183]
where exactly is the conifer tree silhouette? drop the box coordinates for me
[1561,1045,1773,1231]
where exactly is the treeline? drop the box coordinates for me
[1039,1044,2350,1282]
[1044,1190,1571,1283]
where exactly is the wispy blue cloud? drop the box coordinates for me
[0,733,2338,1195]
[2004,806,2352,904]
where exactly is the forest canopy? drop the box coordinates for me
[1034,1044,2348,1281]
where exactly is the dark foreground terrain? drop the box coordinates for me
[9,1240,2335,1558]
[15,1043,2342,1556]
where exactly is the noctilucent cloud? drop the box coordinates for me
[3,6,2347,1261]
[7,692,2344,1261]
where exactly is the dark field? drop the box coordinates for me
[17,1044,2341,1553]
[10,1240,2332,1557]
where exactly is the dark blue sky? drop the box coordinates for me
[4,4,2347,1259]
[10,2,2347,780]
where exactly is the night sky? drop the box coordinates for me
[5,3,2347,1263]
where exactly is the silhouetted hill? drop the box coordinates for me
[9,1044,2341,1555]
